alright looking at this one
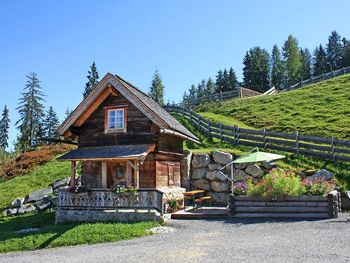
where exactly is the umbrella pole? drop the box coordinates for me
[231,163,234,195]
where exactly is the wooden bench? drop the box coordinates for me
[194,196,212,210]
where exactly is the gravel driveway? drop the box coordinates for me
[1,214,350,263]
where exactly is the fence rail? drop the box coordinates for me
[165,105,350,163]
[285,66,350,91]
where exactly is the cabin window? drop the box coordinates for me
[104,106,127,133]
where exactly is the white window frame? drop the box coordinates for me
[105,107,127,133]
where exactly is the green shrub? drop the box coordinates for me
[302,177,336,196]
[247,169,304,198]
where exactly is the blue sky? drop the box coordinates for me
[0,0,349,148]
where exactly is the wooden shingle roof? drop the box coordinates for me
[57,73,199,143]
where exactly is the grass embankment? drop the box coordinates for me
[0,160,70,210]
[196,74,350,139]
[0,212,159,253]
[176,114,350,191]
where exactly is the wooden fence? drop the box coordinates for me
[180,87,261,106]
[285,66,350,91]
[165,105,350,163]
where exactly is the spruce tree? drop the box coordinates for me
[243,47,270,92]
[149,70,165,106]
[228,67,238,91]
[282,35,302,87]
[188,84,197,104]
[0,105,10,149]
[16,73,45,149]
[313,45,328,76]
[222,69,229,92]
[182,91,189,105]
[215,70,224,93]
[43,106,60,139]
[65,108,71,119]
[341,38,350,67]
[205,78,216,95]
[300,48,312,80]
[83,62,100,98]
[326,31,343,71]
[271,45,285,89]
[196,80,206,99]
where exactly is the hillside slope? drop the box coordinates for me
[196,74,350,139]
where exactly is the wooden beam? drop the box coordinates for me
[70,161,76,187]
[101,161,107,188]
[134,160,140,189]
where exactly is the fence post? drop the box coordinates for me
[343,67,346,74]
[235,126,240,146]
[322,73,325,80]
[207,119,211,137]
[219,123,223,142]
[331,135,335,161]
[189,109,193,124]
[220,91,223,101]
[296,131,300,154]
[263,128,267,149]
[332,70,335,77]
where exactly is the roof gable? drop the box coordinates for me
[57,73,199,143]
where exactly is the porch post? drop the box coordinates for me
[70,161,76,187]
[134,160,140,188]
[101,161,107,188]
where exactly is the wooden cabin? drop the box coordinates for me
[57,73,199,195]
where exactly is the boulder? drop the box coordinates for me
[206,170,227,181]
[180,151,192,190]
[192,153,210,168]
[212,151,233,165]
[26,187,53,203]
[211,181,229,192]
[261,161,274,170]
[34,198,52,211]
[192,179,211,190]
[192,168,207,180]
[208,163,220,171]
[311,169,333,181]
[3,208,18,216]
[11,197,25,208]
[53,177,70,190]
[208,192,228,204]
[245,164,264,177]
[17,204,36,214]
[232,169,249,182]
[235,162,252,170]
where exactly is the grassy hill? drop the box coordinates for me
[196,74,350,139]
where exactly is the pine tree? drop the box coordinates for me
[341,38,350,67]
[188,84,197,104]
[0,105,10,149]
[228,67,238,91]
[43,106,60,139]
[300,48,312,80]
[326,31,343,71]
[65,108,71,119]
[182,91,189,105]
[243,47,270,92]
[313,44,328,76]
[16,73,45,149]
[222,69,229,92]
[271,45,285,89]
[205,78,216,95]
[215,70,224,93]
[149,70,165,106]
[83,62,100,98]
[282,35,302,87]
[196,80,206,99]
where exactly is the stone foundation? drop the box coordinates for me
[55,208,163,224]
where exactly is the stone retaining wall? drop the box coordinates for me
[181,151,270,205]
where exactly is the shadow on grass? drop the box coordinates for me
[0,211,78,250]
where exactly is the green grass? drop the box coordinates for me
[0,212,160,253]
[176,114,350,191]
[196,74,350,139]
[0,160,70,210]
[198,112,254,129]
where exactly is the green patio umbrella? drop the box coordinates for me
[233,147,285,164]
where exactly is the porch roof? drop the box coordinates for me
[58,144,155,161]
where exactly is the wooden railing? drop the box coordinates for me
[57,189,165,214]
[285,66,350,91]
[165,105,350,163]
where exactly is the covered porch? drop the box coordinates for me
[56,144,165,218]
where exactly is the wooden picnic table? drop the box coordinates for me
[183,190,205,210]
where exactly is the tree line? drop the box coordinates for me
[181,30,350,103]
